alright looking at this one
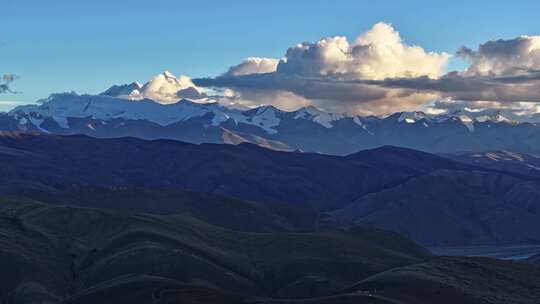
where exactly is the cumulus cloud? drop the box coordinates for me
[388,35,540,109]
[118,71,210,104]
[195,22,450,115]
[278,22,449,80]
[224,57,280,76]
[363,60,540,105]
[140,71,203,104]
[194,23,540,116]
[458,36,540,76]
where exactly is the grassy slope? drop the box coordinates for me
[344,257,540,304]
[0,197,428,303]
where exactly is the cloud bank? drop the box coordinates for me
[194,23,540,116]
[224,57,279,76]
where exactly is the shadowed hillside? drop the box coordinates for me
[0,133,474,211]
[342,257,540,304]
[2,197,540,304]
[0,198,429,303]
[333,169,540,246]
[2,133,540,246]
[15,187,322,233]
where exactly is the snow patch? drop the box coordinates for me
[459,115,475,132]
[294,106,344,128]
[242,106,281,134]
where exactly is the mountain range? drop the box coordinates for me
[2,132,540,247]
[2,136,540,303]
[2,72,540,155]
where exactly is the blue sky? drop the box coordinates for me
[2,0,540,111]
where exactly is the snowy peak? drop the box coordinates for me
[7,83,539,144]
[475,112,512,123]
[243,105,280,116]
[4,89,540,156]
[457,114,475,132]
[294,106,344,128]
[8,93,285,134]
[394,109,522,132]
[100,82,143,99]
[397,111,431,124]
[9,93,222,128]
[242,105,281,134]
[396,111,462,130]
[162,70,176,79]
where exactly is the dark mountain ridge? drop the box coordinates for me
[0,132,474,211]
[2,132,540,247]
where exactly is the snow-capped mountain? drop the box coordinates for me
[10,93,230,128]
[2,74,540,155]
[294,106,345,128]
[100,82,143,99]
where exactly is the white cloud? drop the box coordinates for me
[459,36,540,76]
[196,22,449,115]
[139,71,202,104]
[217,89,312,111]
[224,57,280,76]
[277,22,450,80]
[119,23,540,117]
[122,71,208,104]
